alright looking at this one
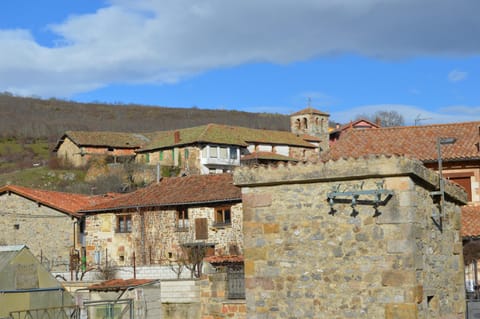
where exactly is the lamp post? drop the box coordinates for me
[436,137,456,230]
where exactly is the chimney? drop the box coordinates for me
[174,130,181,144]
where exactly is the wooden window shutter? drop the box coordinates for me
[195,218,208,240]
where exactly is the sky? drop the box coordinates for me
[1,0,479,125]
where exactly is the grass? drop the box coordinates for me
[0,167,87,190]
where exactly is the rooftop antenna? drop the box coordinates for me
[307,97,312,107]
[414,114,432,126]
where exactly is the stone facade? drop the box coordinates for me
[56,137,136,167]
[199,271,246,319]
[138,146,203,175]
[0,193,77,271]
[234,156,467,319]
[84,203,243,268]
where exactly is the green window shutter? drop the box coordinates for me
[145,153,150,163]
[159,151,163,161]
[185,149,189,159]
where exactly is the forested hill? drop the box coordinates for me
[0,93,290,141]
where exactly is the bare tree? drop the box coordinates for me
[356,110,405,127]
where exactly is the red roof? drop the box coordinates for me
[80,173,241,213]
[462,205,480,238]
[204,255,244,265]
[326,121,480,162]
[88,279,157,291]
[0,185,118,217]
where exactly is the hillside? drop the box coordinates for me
[0,93,292,189]
[0,93,290,142]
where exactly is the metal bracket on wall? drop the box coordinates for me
[327,181,394,217]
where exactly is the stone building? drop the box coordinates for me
[326,120,480,295]
[234,156,466,319]
[53,107,332,173]
[53,130,151,167]
[79,173,243,268]
[0,185,112,272]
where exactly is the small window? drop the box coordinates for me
[227,265,245,299]
[145,153,150,163]
[219,147,228,159]
[215,207,232,226]
[159,150,164,161]
[229,147,238,159]
[184,149,189,159]
[108,147,114,152]
[210,146,218,158]
[176,209,189,230]
[117,215,132,233]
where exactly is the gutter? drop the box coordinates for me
[79,198,242,214]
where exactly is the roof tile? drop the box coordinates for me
[327,121,480,162]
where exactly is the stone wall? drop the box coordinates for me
[199,271,246,319]
[234,156,467,319]
[0,193,76,271]
[84,203,243,268]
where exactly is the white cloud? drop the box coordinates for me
[330,104,480,125]
[448,69,468,82]
[0,0,480,97]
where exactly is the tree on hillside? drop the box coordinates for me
[356,110,405,127]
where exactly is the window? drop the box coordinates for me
[184,149,189,159]
[229,147,238,159]
[446,173,473,202]
[145,153,150,163]
[176,209,189,230]
[210,146,218,158]
[227,265,245,299]
[117,215,132,233]
[219,147,228,159]
[159,150,164,161]
[215,207,232,226]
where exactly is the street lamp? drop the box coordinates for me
[432,137,457,231]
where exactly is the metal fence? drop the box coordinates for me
[83,299,133,319]
[9,306,80,319]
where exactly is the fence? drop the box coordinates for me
[9,306,80,319]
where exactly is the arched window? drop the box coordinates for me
[303,117,308,129]
[295,118,301,130]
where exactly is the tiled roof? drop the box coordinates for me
[139,124,316,152]
[326,121,480,162]
[241,152,299,162]
[290,107,329,116]
[204,255,244,265]
[462,205,480,238]
[54,131,150,151]
[330,118,379,133]
[80,173,241,213]
[88,279,157,291]
[0,185,117,217]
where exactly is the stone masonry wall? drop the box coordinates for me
[234,156,466,319]
[199,271,246,319]
[84,203,243,267]
[0,193,76,271]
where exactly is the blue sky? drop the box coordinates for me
[1,0,479,125]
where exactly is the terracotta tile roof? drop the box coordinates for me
[290,107,329,116]
[326,121,480,162]
[204,255,244,265]
[139,124,316,152]
[88,279,157,291]
[462,205,480,238]
[241,152,299,162]
[330,118,380,133]
[53,131,150,151]
[80,173,241,213]
[0,185,118,217]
